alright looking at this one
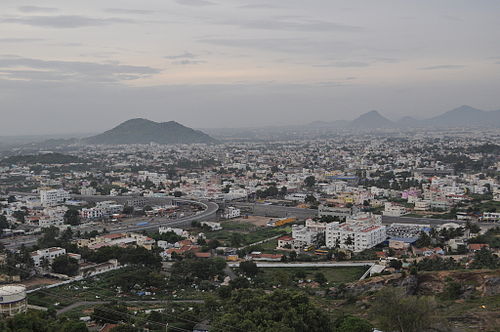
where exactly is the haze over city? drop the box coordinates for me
[1,0,500,135]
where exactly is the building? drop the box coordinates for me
[325,221,386,252]
[481,212,500,222]
[31,247,66,267]
[40,189,70,207]
[318,204,358,219]
[290,219,327,247]
[0,285,28,316]
[221,207,241,219]
[383,202,407,217]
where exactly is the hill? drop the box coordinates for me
[349,110,394,128]
[85,119,218,145]
[425,105,500,127]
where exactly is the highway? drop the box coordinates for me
[232,202,496,228]
[1,196,218,250]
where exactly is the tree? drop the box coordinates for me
[370,288,439,332]
[470,247,499,269]
[305,194,317,204]
[211,289,333,332]
[230,232,245,247]
[304,176,316,188]
[122,206,134,215]
[0,215,9,233]
[314,272,327,285]
[64,209,80,226]
[389,259,403,270]
[334,315,373,332]
[52,255,79,276]
[239,261,259,277]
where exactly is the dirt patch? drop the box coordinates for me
[232,216,276,227]
[21,277,61,290]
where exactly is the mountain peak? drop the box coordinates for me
[85,119,217,145]
[349,110,394,128]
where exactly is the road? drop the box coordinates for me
[227,262,374,268]
[1,196,218,250]
[233,202,496,227]
[57,299,204,315]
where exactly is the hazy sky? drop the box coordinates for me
[1,0,500,135]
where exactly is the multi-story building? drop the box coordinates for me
[31,247,66,267]
[383,202,407,217]
[221,207,241,219]
[325,220,386,252]
[318,204,358,219]
[39,189,70,207]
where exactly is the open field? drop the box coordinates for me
[259,266,368,285]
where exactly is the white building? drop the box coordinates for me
[481,212,500,222]
[291,219,328,247]
[80,187,97,196]
[31,247,66,267]
[200,221,222,231]
[159,226,185,236]
[222,207,241,219]
[40,189,70,207]
[383,202,407,217]
[325,220,386,252]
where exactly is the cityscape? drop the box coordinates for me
[1,1,499,332]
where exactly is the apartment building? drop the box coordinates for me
[325,221,386,252]
[39,189,70,207]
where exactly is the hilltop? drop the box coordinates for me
[84,118,218,145]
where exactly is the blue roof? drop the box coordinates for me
[388,237,418,243]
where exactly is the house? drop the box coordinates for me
[468,243,489,252]
[31,247,66,267]
[221,207,241,219]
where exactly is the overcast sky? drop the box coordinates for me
[1,0,500,135]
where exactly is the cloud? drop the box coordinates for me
[104,8,154,15]
[18,6,58,13]
[175,0,215,7]
[420,65,466,70]
[164,52,196,59]
[0,38,45,43]
[0,56,160,82]
[199,37,349,54]
[239,4,279,9]
[313,61,370,68]
[171,59,205,65]
[1,15,135,28]
[214,17,362,32]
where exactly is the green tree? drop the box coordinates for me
[64,208,81,226]
[52,255,79,276]
[334,315,372,332]
[370,288,439,332]
[212,289,333,332]
[239,261,259,277]
[304,176,316,188]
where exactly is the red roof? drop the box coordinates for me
[468,243,489,250]
[278,236,294,241]
[195,252,212,258]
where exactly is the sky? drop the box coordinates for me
[1,0,500,135]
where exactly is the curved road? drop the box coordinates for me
[1,196,218,250]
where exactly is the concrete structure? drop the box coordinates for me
[481,212,500,222]
[0,285,27,316]
[40,189,70,207]
[383,202,407,217]
[325,220,386,252]
[221,206,241,219]
[31,247,66,268]
[318,204,358,219]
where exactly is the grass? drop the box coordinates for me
[205,222,291,246]
[259,266,368,285]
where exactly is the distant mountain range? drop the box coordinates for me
[308,105,500,129]
[85,118,218,145]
